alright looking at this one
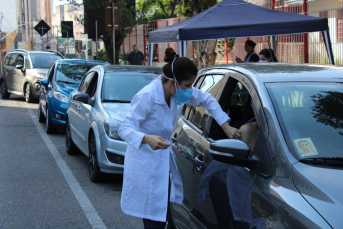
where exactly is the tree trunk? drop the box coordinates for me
[104,31,123,64]
[194,39,218,69]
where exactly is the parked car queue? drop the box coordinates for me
[2,51,343,229]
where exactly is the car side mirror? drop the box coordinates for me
[40,79,49,86]
[210,139,258,168]
[74,93,95,107]
[16,64,23,69]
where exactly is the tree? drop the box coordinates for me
[63,0,138,64]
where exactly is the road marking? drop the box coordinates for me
[27,107,107,229]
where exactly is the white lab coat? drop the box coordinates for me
[118,75,230,222]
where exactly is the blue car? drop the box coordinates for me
[37,59,110,133]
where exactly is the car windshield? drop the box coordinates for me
[102,73,158,102]
[29,53,63,68]
[56,63,96,84]
[266,82,343,159]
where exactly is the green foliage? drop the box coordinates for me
[97,49,107,61]
[215,38,235,64]
[119,51,129,64]
[136,0,183,21]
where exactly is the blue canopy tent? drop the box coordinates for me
[148,0,334,65]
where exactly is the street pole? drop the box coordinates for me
[95,20,98,60]
[112,2,115,64]
[67,31,69,58]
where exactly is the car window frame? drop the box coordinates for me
[48,64,56,83]
[182,74,225,135]
[78,71,95,94]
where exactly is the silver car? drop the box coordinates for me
[66,65,162,182]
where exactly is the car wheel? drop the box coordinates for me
[66,119,78,155]
[38,103,46,123]
[89,133,104,182]
[25,83,34,103]
[0,80,10,99]
[45,108,57,134]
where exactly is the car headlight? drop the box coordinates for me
[35,73,45,80]
[104,119,123,140]
[54,91,69,103]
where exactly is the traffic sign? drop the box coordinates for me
[34,20,51,37]
[61,21,74,38]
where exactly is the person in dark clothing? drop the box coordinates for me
[259,48,278,62]
[127,44,146,65]
[235,40,259,63]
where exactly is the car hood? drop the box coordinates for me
[28,68,49,78]
[102,103,131,121]
[292,162,343,228]
[56,83,79,97]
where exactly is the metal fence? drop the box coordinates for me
[122,0,343,65]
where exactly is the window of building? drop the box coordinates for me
[338,9,343,42]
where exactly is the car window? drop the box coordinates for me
[16,55,24,67]
[102,72,158,101]
[79,72,95,94]
[25,57,32,69]
[187,75,224,131]
[4,54,12,65]
[231,82,250,107]
[183,76,205,118]
[87,72,99,98]
[55,63,95,84]
[8,53,18,66]
[267,82,343,159]
[29,53,63,68]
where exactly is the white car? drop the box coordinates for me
[66,65,162,182]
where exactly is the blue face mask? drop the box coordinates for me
[166,56,193,104]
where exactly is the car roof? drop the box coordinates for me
[56,59,110,65]
[200,63,343,83]
[102,65,163,74]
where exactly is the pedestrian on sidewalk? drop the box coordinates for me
[119,47,241,229]
[127,44,146,65]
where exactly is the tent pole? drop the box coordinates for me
[267,39,275,62]
[183,41,187,57]
[322,30,335,65]
[147,43,154,66]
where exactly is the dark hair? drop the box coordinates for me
[259,48,278,62]
[46,45,51,49]
[132,44,137,48]
[245,40,257,49]
[162,47,198,84]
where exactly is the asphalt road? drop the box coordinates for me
[0,95,142,228]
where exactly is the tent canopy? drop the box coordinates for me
[148,0,329,43]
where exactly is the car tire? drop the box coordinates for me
[89,133,104,182]
[66,119,78,155]
[38,103,46,123]
[45,108,57,134]
[25,83,34,103]
[0,80,10,99]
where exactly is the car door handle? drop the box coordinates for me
[76,106,81,111]
[195,156,204,170]
[172,133,178,143]
[70,100,75,104]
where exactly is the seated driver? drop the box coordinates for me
[238,101,260,155]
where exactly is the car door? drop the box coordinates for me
[5,53,18,92]
[2,54,12,88]
[69,71,95,152]
[171,74,225,228]
[13,54,25,92]
[77,71,99,154]
[189,73,273,229]
[41,64,56,116]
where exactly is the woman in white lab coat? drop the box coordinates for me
[118,48,241,229]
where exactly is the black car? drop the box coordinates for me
[169,63,343,229]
